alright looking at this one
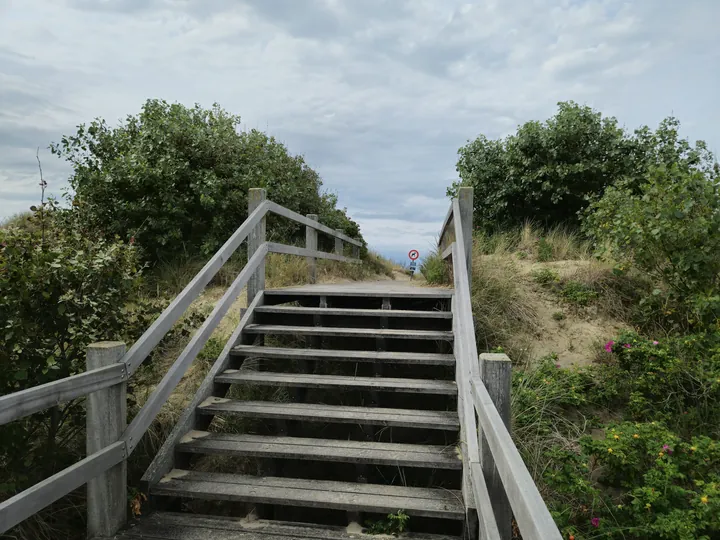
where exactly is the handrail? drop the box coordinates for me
[0,193,362,535]
[442,188,561,539]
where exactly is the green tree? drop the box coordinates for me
[52,99,362,262]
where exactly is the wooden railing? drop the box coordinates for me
[440,187,562,540]
[0,188,361,537]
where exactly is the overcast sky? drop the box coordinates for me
[1,0,718,261]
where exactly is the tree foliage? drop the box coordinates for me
[452,102,717,232]
[51,99,362,262]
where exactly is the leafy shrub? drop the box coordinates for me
[560,281,598,306]
[51,99,362,263]
[0,206,146,517]
[584,164,720,327]
[532,267,560,285]
[420,251,450,285]
[365,510,409,535]
[537,237,553,262]
[552,311,565,321]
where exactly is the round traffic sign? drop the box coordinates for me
[408,249,420,261]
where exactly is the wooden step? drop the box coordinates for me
[152,470,465,520]
[255,305,452,318]
[231,345,455,366]
[197,399,459,430]
[215,371,457,394]
[116,512,460,540]
[265,286,453,299]
[244,324,453,341]
[176,432,462,469]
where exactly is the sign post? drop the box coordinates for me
[408,249,420,280]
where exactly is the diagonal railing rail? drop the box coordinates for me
[440,187,562,540]
[0,188,361,536]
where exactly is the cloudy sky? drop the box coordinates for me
[1,0,718,261]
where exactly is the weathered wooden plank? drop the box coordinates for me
[439,202,454,250]
[244,324,453,341]
[266,201,363,247]
[334,229,343,256]
[215,371,457,394]
[122,245,268,454]
[114,512,460,540]
[254,306,452,318]
[121,201,269,376]
[470,377,562,540]
[0,441,125,534]
[470,462,502,540]
[456,188,474,281]
[267,242,357,264]
[480,353,513,539]
[152,470,464,520]
[141,293,264,486]
[306,214,318,283]
[176,433,461,469]
[264,284,453,298]
[247,188,267,304]
[86,342,127,538]
[197,400,460,430]
[441,243,454,260]
[230,345,455,365]
[0,363,125,426]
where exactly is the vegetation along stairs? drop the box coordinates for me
[0,187,562,540]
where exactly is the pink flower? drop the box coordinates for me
[653,341,659,345]
[623,344,632,349]
[591,517,600,528]
[663,444,673,455]
[555,363,561,368]
[604,341,615,352]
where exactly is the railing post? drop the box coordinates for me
[247,188,267,303]
[87,341,127,539]
[334,229,343,256]
[458,187,473,283]
[306,214,318,283]
[352,239,360,259]
[479,352,512,540]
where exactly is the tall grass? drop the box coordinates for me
[475,222,591,261]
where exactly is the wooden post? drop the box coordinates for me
[479,352,512,540]
[458,187,473,283]
[247,188,267,303]
[306,214,318,283]
[334,229,343,256]
[87,341,127,538]
[352,240,360,260]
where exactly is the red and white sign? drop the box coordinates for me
[408,249,420,261]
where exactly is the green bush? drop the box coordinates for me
[452,104,716,232]
[0,206,145,504]
[51,99,362,263]
[532,267,560,285]
[560,281,598,306]
[420,251,450,285]
[584,164,720,327]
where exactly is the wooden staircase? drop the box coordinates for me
[125,285,466,538]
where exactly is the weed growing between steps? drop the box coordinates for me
[364,510,409,535]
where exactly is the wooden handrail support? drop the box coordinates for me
[0,190,363,536]
[442,187,562,540]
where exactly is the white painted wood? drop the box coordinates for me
[0,363,125,426]
[247,188,266,304]
[121,200,269,375]
[141,293,264,486]
[0,441,125,534]
[86,342,127,538]
[267,242,357,263]
[122,245,268,453]
[265,201,362,246]
[306,213,318,284]
[470,377,562,540]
